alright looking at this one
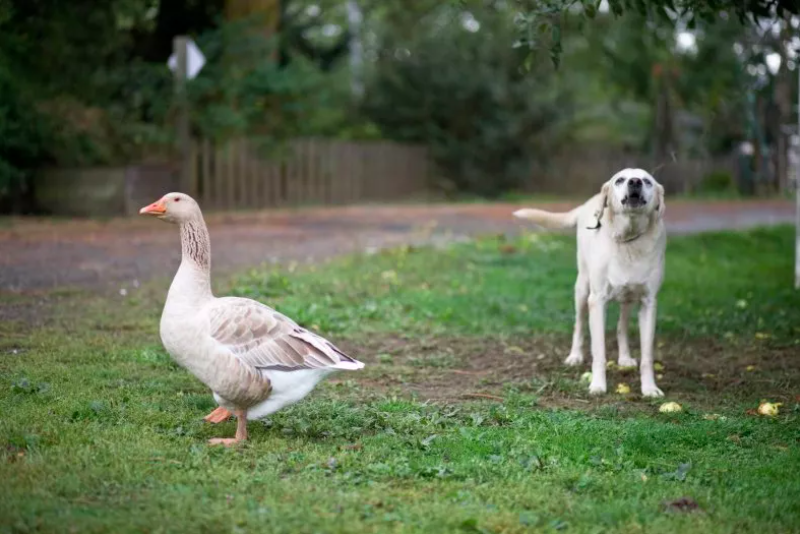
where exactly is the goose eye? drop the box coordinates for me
[174,198,181,202]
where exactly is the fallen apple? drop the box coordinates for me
[757,402,782,416]
[659,402,683,413]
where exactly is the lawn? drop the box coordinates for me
[1,226,799,533]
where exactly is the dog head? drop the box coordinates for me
[591,168,664,228]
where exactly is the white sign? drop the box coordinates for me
[168,39,206,80]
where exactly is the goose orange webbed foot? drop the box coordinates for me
[204,407,232,424]
[207,409,248,447]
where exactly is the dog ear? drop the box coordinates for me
[588,182,611,229]
[654,184,665,219]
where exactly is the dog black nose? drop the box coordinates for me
[628,178,642,189]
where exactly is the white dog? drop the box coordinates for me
[514,169,666,397]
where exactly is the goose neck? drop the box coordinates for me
[170,216,213,302]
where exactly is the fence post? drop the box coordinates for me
[201,139,211,205]
[226,141,236,209]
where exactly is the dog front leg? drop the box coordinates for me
[639,298,664,397]
[565,276,589,366]
[587,292,607,394]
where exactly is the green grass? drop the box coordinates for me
[231,226,800,344]
[1,226,799,533]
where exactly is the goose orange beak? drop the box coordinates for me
[139,199,167,216]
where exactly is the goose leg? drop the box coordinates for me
[203,406,232,423]
[235,410,248,441]
[208,410,248,446]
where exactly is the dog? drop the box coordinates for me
[513,168,666,397]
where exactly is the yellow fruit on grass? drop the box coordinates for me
[659,402,683,413]
[757,402,782,416]
[616,383,631,394]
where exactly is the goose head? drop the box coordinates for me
[139,192,201,224]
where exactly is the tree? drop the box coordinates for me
[466,0,800,67]
[132,0,224,62]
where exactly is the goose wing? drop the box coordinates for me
[207,297,363,372]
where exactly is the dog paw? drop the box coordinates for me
[564,353,584,366]
[588,382,607,395]
[641,385,664,398]
[617,356,637,368]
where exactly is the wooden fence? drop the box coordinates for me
[528,146,736,196]
[187,138,431,209]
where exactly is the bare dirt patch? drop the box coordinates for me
[338,333,800,411]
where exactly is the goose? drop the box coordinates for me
[139,193,364,446]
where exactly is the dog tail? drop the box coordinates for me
[512,206,581,230]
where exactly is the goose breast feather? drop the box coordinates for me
[206,297,363,372]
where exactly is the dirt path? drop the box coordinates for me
[0,199,794,294]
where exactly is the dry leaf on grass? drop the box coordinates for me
[662,497,701,514]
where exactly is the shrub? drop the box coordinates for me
[696,170,735,194]
[0,68,53,212]
[361,6,569,197]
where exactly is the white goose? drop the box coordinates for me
[139,193,364,446]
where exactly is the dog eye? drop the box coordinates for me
[643,179,652,187]
[615,178,625,186]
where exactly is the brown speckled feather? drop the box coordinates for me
[207,297,356,371]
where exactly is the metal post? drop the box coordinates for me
[795,60,800,288]
[796,63,800,289]
[173,36,192,194]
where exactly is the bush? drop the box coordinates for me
[695,170,736,195]
[362,6,569,197]
[189,19,359,145]
[0,69,53,212]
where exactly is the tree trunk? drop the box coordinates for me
[773,19,793,193]
[226,0,280,37]
[653,65,678,168]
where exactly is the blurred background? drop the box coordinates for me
[1,0,799,216]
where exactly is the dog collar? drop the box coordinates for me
[586,221,646,244]
[616,230,646,243]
